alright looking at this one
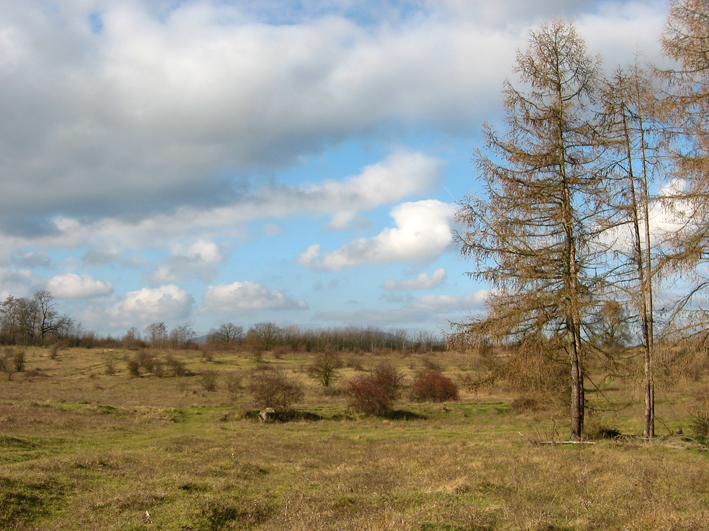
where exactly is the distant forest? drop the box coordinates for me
[0,290,442,353]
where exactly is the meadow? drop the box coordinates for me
[0,345,708,530]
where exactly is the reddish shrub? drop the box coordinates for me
[408,371,459,402]
[346,376,392,416]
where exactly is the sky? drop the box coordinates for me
[0,0,671,338]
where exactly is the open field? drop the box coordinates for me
[1,346,708,530]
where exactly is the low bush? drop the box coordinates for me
[408,371,459,402]
[165,354,187,377]
[371,361,404,400]
[49,341,68,360]
[307,350,342,387]
[249,371,304,411]
[510,396,542,413]
[346,375,392,416]
[104,356,117,376]
[224,372,244,401]
[199,370,219,392]
[126,359,141,377]
[346,361,405,416]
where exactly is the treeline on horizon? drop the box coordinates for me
[0,290,443,353]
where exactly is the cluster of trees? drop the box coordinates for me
[0,291,75,346]
[453,0,709,440]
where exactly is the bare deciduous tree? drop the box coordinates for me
[211,323,244,348]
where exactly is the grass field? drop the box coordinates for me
[0,346,707,530]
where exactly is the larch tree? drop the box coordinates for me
[660,0,709,320]
[601,64,661,441]
[453,20,609,440]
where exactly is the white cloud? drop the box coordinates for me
[107,285,194,327]
[0,0,666,252]
[318,149,442,229]
[203,281,308,312]
[145,240,227,283]
[47,273,113,299]
[383,268,447,290]
[297,200,455,270]
[0,149,441,256]
[0,268,38,300]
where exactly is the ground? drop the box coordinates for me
[0,346,707,530]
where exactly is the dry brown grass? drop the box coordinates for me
[0,346,707,530]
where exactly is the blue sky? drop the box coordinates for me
[0,0,669,337]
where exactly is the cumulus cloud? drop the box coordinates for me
[297,200,455,270]
[107,285,195,327]
[203,281,308,312]
[383,268,447,290]
[0,148,441,258]
[47,273,113,299]
[146,240,227,283]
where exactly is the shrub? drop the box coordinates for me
[136,350,156,373]
[307,351,342,387]
[510,396,542,413]
[0,349,16,380]
[104,356,117,376]
[224,372,244,401]
[7,348,26,373]
[421,357,443,372]
[126,359,141,377]
[199,370,219,392]
[371,361,404,400]
[345,355,364,371]
[165,354,187,377]
[408,371,459,402]
[249,371,304,411]
[346,375,392,416]
[49,341,68,360]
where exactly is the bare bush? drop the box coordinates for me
[249,371,304,411]
[0,348,17,380]
[126,358,141,377]
[421,357,443,372]
[200,347,215,363]
[49,341,68,360]
[199,370,219,392]
[371,361,404,400]
[104,356,117,376]
[165,354,187,377]
[510,396,543,413]
[408,371,459,402]
[7,347,26,373]
[224,372,244,401]
[307,351,342,387]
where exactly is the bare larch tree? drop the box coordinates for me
[453,20,609,440]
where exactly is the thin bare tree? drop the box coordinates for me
[601,64,662,441]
